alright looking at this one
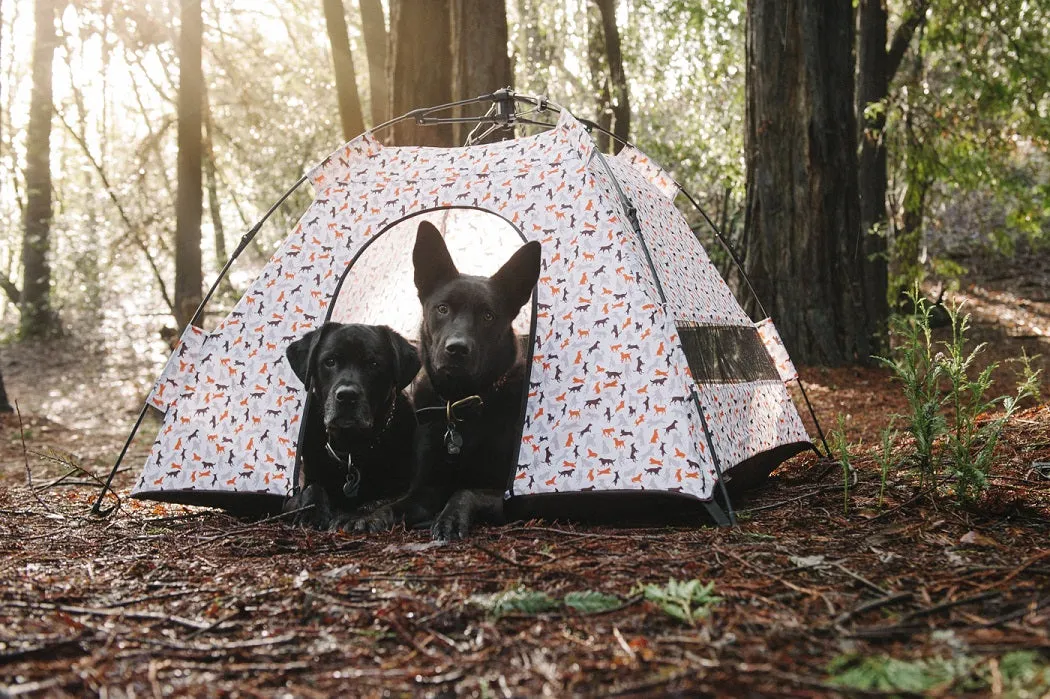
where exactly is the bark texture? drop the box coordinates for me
[451,0,511,144]
[743,0,873,365]
[174,0,204,329]
[21,0,59,338]
[594,0,628,153]
[323,0,366,140]
[388,0,453,146]
[856,0,925,348]
[359,0,389,127]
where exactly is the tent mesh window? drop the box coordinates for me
[676,323,781,384]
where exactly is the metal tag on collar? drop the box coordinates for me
[444,425,464,455]
[343,466,361,499]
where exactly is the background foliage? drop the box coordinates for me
[0,0,1046,339]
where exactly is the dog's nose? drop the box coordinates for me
[444,338,471,359]
[334,385,363,403]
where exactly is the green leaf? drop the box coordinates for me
[563,590,621,614]
[640,578,721,626]
[472,587,559,618]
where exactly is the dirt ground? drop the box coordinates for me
[2,253,1049,697]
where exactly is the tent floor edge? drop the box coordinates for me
[504,489,734,527]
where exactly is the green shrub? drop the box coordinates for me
[876,287,1042,504]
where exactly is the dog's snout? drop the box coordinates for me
[334,385,363,403]
[444,338,472,359]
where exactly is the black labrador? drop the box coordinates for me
[283,322,420,529]
[353,220,541,540]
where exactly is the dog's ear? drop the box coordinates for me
[491,241,542,314]
[413,220,459,300]
[286,322,338,385]
[382,327,421,390]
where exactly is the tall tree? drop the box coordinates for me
[359,0,389,127]
[743,0,873,365]
[856,0,926,338]
[323,0,366,140]
[174,0,203,329]
[388,0,453,146]
[21,0,59,338]
[450,0,511,144]
[0,0,9,412]
[593,0,629,152]
[587,1,612,153]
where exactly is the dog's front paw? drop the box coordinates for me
[285,483,332,529]
[431,505,473,541]
[349,505,397,533]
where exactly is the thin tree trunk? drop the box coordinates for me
[21,0,59,338]
[174,0,204,329]
[450,0,511,144]
[201,83,233,296]
[0,354,11,412]
[856,0,925,349]
[359,0,389,127]
[594,0,628,153]
[323,0,366,141]
[744,0,872,365]
[587,2,612,153]
[388,0,453,146]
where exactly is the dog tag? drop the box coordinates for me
[343,466,361,499]
[444,427,463,456]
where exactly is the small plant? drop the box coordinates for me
[827,653,973,694]
[477,588,559,617]
[563,590,622,614]
[940,307,1041,501]
[874,423,899,508]
[471,588,623,618]
[828,415,854,515]
[639,578,721,626]
[877,287,1042,504]
[876,288,946,489]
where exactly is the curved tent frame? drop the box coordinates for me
[92,89,827,520]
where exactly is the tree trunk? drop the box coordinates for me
[856,0,924,348]
[450,0,511,144]
[0,349,12,412]
[856,0,890,349]
[388,0,453,146]
[201,83,234,297]
[359,0,389,127]
[587,2,612,153]
[744,0,872,365]
[323,0,366,141]
[21,0,59,338]
[174,0,204,329]
[594,0,628,153]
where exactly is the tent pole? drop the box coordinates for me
[91,402,149,516]
[796,377,831,457]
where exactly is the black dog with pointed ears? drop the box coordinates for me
[284,322,420,529]
[353,221,541,540]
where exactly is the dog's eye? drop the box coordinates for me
[323,357,337,368]
[436,304,449,315]
[483,311,495,323]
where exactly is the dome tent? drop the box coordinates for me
[96,92,820,526]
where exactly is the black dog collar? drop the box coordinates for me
[324,389,397,498]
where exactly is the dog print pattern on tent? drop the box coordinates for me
[133,110,810,507]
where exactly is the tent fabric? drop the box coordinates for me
[132,111,810,509]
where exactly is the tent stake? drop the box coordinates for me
[91,402,149,516]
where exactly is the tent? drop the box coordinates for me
[99,92,821,525]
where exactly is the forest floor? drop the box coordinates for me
[2,250,1050,697]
